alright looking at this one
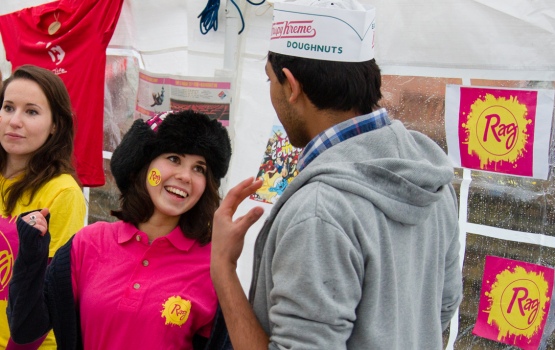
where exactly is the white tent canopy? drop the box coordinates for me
[1,0,555,348]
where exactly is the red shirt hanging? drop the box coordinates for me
[0,0,125,186]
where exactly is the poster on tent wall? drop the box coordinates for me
[135,70,232,126]
[444,85,554,179]
[472,255,554,349]
[249,124,303,204]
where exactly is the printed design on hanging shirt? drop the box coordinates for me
[45,42,66,66]
[161,296,192,326]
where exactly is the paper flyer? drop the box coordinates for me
[444,85,554,179]
[473,255,555,349]
[249,124,303,204]
[135,70,232,126]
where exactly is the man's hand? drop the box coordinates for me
[211,177,270,349]
[212,177,264,272]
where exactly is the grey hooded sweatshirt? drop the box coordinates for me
[249,119,463,350]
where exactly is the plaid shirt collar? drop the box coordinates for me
[297,108,391,172]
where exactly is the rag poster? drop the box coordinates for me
[444,85,554,179]
[473,255,555,349]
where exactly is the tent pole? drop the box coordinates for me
[223,0,240,73]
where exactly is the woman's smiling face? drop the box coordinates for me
[145,153,207,222]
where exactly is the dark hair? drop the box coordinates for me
[111,160,221,245]
[0,65,77,215]
[110,111,231,196]
[268,52,382,114]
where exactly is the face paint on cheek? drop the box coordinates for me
[148,168,162,187]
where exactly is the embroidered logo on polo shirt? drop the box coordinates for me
[161,296,191,326]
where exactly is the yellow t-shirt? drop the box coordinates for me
[0,173,87,349]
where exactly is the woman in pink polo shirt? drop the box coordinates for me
[7,110,232,350]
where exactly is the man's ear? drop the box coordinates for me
[282,68,301,103]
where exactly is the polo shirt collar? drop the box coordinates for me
[118,221,197,252]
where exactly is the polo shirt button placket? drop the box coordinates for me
[142,260,149,267]
[133,283,140,290]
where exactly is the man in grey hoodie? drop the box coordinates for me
[210,1,463,349]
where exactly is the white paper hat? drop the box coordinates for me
[269,0,376,62]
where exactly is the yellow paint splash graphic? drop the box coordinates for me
[462,94,531,170]
[0,231,13,292]
[485,266,550,342]
[161,296,191,326]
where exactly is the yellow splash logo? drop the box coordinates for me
[0,230,13,293]
[161,296,191,326]
[148,168,162,187]
[462,94,531,170]
[485,266,550,341]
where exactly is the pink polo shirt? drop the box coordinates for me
[71,221,216,349]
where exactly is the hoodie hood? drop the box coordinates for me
[271,120,454,226]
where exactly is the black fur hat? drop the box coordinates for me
[110,110,232,195]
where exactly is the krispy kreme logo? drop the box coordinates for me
[271,20,316,39]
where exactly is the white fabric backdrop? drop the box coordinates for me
[2,0,554,289]
[1,1,554,339]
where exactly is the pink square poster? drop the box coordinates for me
[444,85,554,179]
[473,256,554,349]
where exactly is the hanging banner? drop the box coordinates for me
[249,124,303,204]
[473,255,554,349]
[445,85,554,179]
[135,70,232,126]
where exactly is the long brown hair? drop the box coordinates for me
[0,65,77,215]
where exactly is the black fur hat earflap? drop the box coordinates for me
[110,110,232,195]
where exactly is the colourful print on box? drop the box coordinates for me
[250,125,303,204]
[459,87,535,176]
[473,256,554,350]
